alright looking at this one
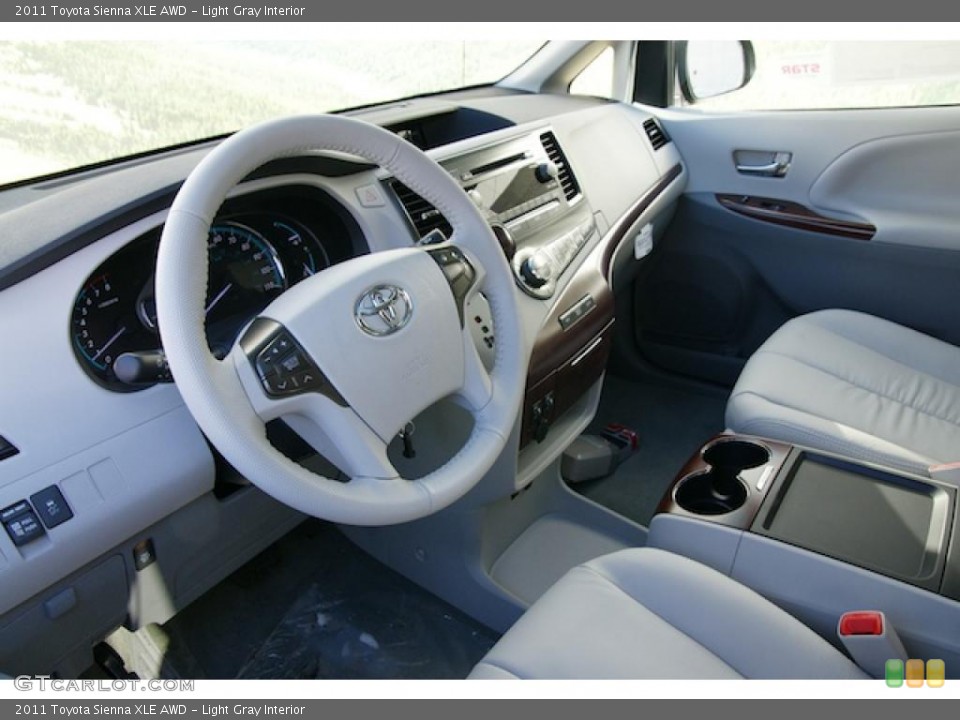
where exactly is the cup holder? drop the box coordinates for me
[674,439,771,516]
[702,439,770,473]
[675,472,748,515]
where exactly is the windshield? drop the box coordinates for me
[0,40,544,186]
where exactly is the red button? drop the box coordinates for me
[839,611,884,636]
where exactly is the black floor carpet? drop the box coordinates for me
[571,374,728,527]
[160,520,498,679]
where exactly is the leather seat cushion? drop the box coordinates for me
[726,309,960,474]
[469,548,866,679]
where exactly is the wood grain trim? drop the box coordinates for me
[655,433,794,530]
[521,163,683,438]
[527,261,614,388]
[601,162,683,276]
[716,194,875,240]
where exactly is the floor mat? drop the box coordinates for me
[571,374,728,526]
[161,520,498,679]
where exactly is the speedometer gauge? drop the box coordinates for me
[71,222,288,389]
[203,223,287,352]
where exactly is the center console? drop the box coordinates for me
[651,434,960,672]
[391,123,682,481]
[393,128,617,454]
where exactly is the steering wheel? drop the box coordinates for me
[155,115,525,526]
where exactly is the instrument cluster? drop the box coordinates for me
[70,185,361,391]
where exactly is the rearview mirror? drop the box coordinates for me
[677,41,755,102]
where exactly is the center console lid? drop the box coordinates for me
[649,434,960,675]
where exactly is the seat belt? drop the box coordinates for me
[837,610,907,679]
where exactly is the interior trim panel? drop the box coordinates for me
[716,193,876,241]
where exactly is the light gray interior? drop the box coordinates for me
[2,39,960,681]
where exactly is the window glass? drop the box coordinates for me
[571,46,615,99]
[677,41,960,111]
[0,40,544,186]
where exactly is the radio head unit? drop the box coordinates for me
[391,128,594,299]
[441,129,582,243]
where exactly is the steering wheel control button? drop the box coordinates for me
[258,340,316,397]
[355,285,414,337]
[259,335,293,368]
[427,247,477,324]
[2,501,45,547]
[254,331,324,397]
[415,229,448,247]
[29,486,74,530]
[240,318,348,406]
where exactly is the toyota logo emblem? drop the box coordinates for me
[355,285,413,337]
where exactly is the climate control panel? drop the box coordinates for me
[512,217,596,299]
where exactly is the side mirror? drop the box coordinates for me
[677,40,755,103]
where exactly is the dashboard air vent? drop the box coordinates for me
[390,180,452,240]
[642,118,671,151]
[539,131,580,202]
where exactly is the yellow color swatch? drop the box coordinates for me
[926,659,945,688]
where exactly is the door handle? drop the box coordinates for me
[734,151,792,178]
[736,160,785,176]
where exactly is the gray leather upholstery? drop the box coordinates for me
[727,309,960,475]
[469,548,866,679]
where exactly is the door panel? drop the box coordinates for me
[632,106,960,386]
[809,129,960,250]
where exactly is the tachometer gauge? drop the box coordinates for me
[73,274,128,371]
[72,271,158,390]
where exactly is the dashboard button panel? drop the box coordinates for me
[558,294,597,331]
[30,486,74,530]
[2,501,45,546]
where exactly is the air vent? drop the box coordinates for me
[390,180,452,241]
[642,118,671,151]
[539,131,580,201]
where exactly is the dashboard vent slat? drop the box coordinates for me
[539,131,580,202]
[642,118,671,151]
[390,180,452,240]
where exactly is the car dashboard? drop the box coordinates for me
[0,89,686,675]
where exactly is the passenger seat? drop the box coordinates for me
[726,309,960,475]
